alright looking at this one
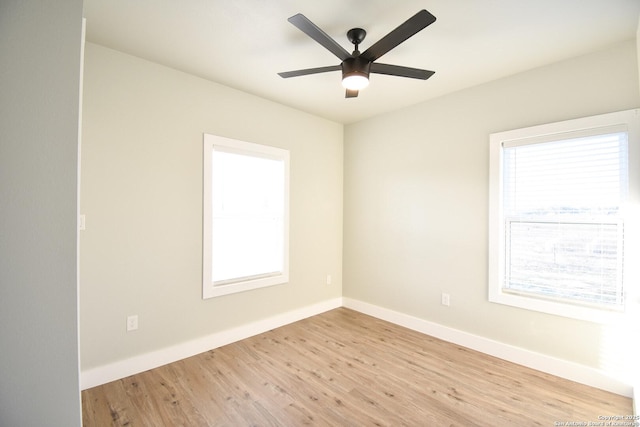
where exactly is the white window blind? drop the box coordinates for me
[501,130,628,309]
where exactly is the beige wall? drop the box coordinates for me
[82,37,640,385]
[80,43,343,370]
[0,1,83,425]
[343,40,639,374]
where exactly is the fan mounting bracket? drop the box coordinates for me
[347,28,366,47]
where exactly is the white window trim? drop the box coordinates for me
[488,109,640,324]
[203,134,290,299]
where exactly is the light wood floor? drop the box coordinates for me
[82,308,632,426]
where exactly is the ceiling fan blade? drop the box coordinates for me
[278,65,341,78]
[288,13,351,61]
[360,9,436,62]
[370,63,435,80]
[345,89,359,98]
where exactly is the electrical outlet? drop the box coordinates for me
[326,274,332,285]
[126,315,138,331]
[441,293,450,307]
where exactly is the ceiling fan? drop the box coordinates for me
[278,9,436,98]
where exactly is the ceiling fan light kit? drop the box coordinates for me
[342,73,369,91]
[342,57,371,90]
[278,9,436,98]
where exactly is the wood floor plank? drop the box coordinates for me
[82,308,632,426]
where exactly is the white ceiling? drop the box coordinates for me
[83,0,640,124]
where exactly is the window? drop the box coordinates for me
[203,134,289,299]
[489,109,639,322]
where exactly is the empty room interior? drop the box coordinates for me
[2,1,640,426]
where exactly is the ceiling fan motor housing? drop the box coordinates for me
[342,56,371,80]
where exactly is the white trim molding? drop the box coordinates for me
[82,296,633,399]
[81,298,342,390]
[342,298,633,397]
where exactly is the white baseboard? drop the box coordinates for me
[82,296,633,399]
[81,298,342,390]
[342,297,633,397]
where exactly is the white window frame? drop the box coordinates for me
[488,109,640,323]
[203,134,290,299]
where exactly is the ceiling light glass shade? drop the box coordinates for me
[342,74,369,90]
